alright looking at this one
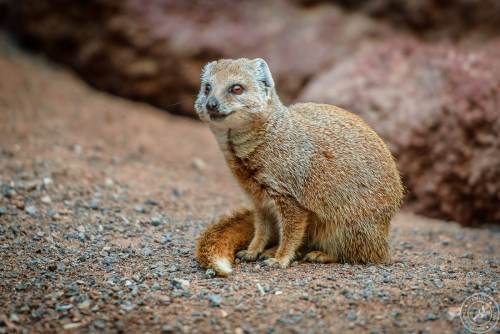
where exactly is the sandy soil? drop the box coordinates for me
[0,37,498,334]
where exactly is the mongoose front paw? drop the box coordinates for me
[262,257,290,269]
[236,249,260,262]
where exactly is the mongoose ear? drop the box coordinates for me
[253,58,274,88]
[200,61,217,82]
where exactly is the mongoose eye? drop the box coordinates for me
[204,84,211,95]
[229,84,244,95]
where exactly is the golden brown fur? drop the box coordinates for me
[194,58,404,276]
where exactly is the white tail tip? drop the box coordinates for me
[214,257,232,276]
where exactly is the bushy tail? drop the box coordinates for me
[195,207,255,276]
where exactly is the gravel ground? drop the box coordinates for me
[0,37,498,334]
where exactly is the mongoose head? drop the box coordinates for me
[194,58,276,129]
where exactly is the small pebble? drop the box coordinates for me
[171,278,190,290]
[41,195,51,204]
[47,208,59,218]
[134,204,146,213]
[432,278,444,288]
[300,293,310,301]
[256,283,266,295]
[461,252,474,259]
[150,216,162,226]
[56,304,73,312]
[306,309,316,318]
[63,323,82,330]
[145,199,159,206]
[158,296,171,305]
[14,283,27,292]
[77,300,91,309]
[447,307,461,320]
[89,199,99,210]
[208,294,222,307]
[205,268,216,279]
[160,233,172,244]
[43,177,53,186]
[9,313,19,322]
[93,319,106,329]
[120,301,135,311]
[15,199,25,210]
[73,144,82,155]
[57,262,65,272]
[192,158,206,171]
[347,310,357,321]
[25,205,38,216]
[400,242,413,250]
[105,178,114,187]
[162,324,174,333]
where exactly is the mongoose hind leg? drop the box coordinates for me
[258,246,278,260]
[262,198,308,268]
[336,221,391,264]
[303,250,336,264]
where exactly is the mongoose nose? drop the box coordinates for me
[206,97,219,112]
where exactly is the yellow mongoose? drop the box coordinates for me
[195,58,404,276]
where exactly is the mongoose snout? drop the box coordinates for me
[195,58,404,276]
[205,96,219,112]
[206,93,235,121]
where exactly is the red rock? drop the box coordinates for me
[4,0,394,116]
[300,39,500,225]
[314,0,500,39]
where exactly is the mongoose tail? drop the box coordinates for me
[195,207,255,276]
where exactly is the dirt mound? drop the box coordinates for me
[0,35,499,334]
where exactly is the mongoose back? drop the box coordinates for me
[195,58,404,276]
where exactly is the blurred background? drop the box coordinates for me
[0,2,499,332]
[1,0,499,226]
